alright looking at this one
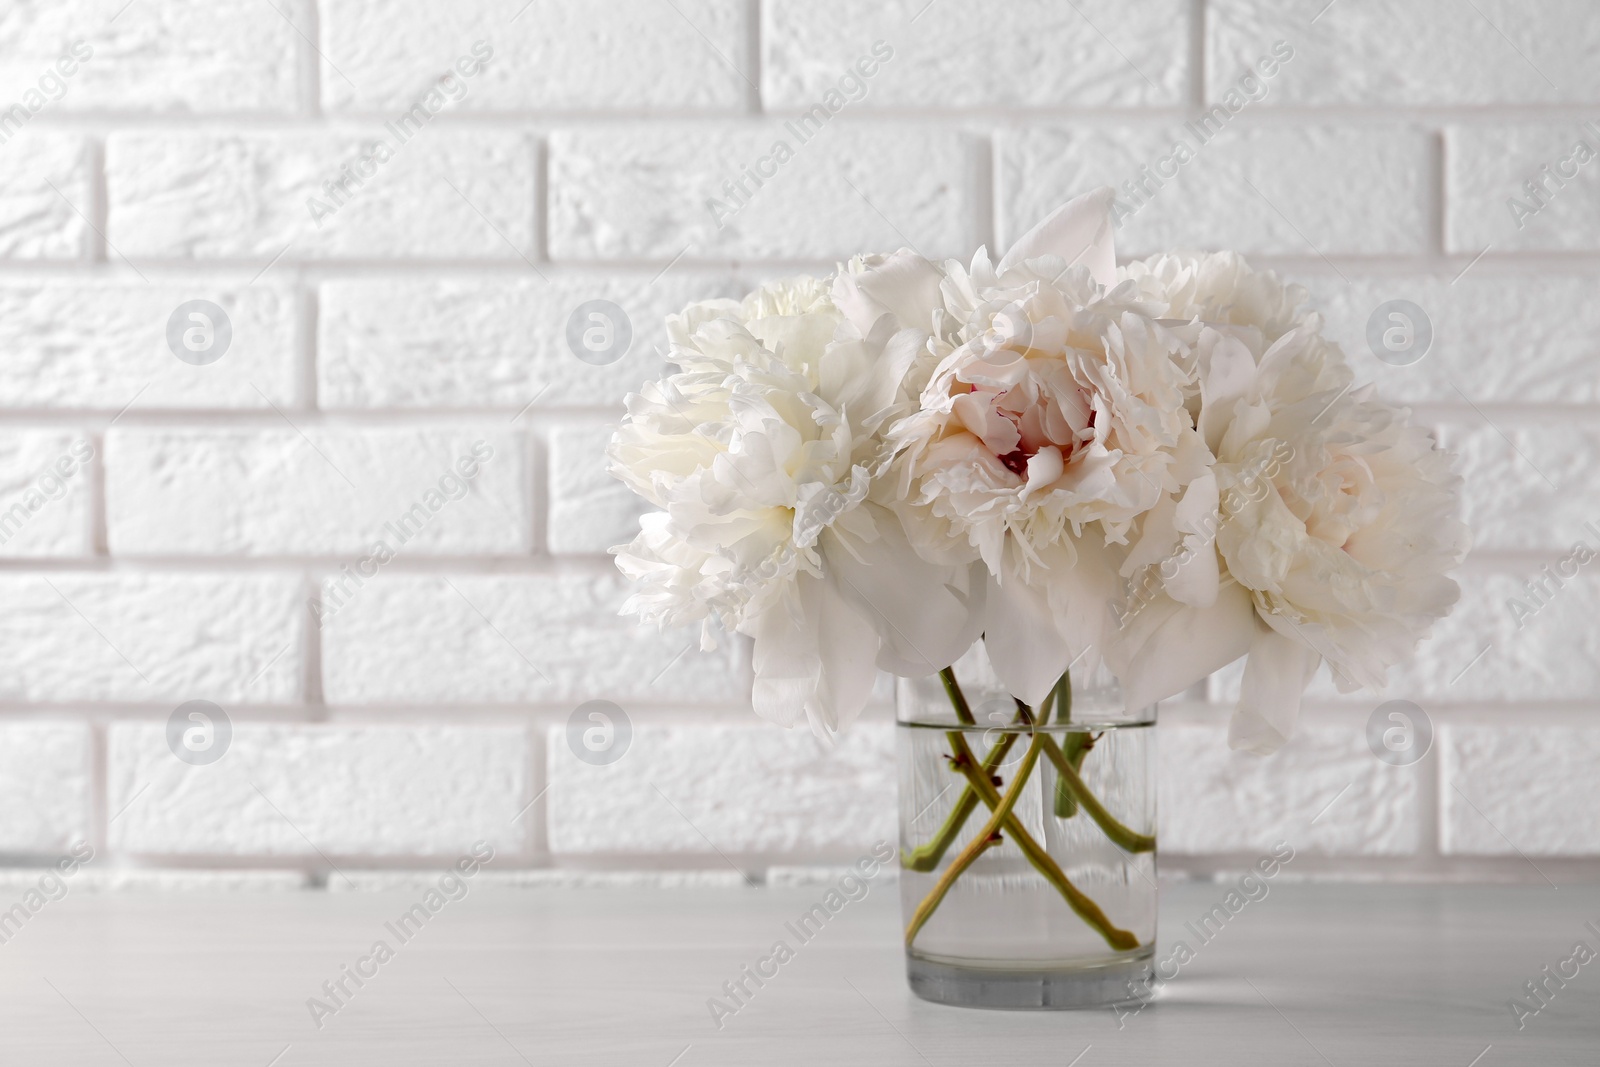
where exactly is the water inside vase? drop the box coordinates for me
[897,716,1157,970]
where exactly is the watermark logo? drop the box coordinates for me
[167,700,232,766]
[565,300,632,366]
[1365,699,1432,766]
[567,700,631,766]
[1365,299,1432,367]
[166,300,232,365]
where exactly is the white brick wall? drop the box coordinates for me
[1,0,1596,887]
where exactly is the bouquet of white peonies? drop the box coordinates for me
[607,188,1468,755]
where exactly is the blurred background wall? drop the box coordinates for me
[0,0,1597,888]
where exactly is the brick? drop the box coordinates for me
[548,422,639,554]
[764,0,1189,109]
[105,428,528,556]
[547,721,894,854]
[73,870,310,891]
[322,0,750,112]
[1001,123,1429,257]
[1160,718,1418,855]
[106,130,536,260]
[334,869,748,889]
[1209,569,1600,705]
[0,282,297,409]
[0,132,90,258]
[0,574,302,703]
[321,572,745,705]
[1433,417,1600,553]
[1209,0,1600,106]
[549,125,979,261]
[1442,724,1600,857]
[106,723,527,857]
[317,272,740,409]
[768,864,897,888]
[0,0,297,113]
[0,432,94,558]
[0,722,90,852]
[1305,270,1600,405]
[1446,123,1600,252]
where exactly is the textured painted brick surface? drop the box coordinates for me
[547,721,894,854]
[107,723,527,856]
[0,868,312,891]
[764,0,1190,108]
[0,283,297,409]
[1442,725,1600,857]
[0,132,90,258]
[1001,123,1429,257]
[1307,270,1600,405]
[105,427,528,556]
[1160,718,1417,855]
[549,125,978,260]
[1211,571,1600,706]
[317,272,739,409]
[1208,0,1600,106]
[0,723,90,852]
[1434,417,1600,553]
[0,431,95,558]
[0,574,302,703]
[321,572,745,705]
[0,5,1597,879]
[548,422,638,555]
[335,869,747,889]
[322,0,750,112]
[1446,123,1600,252]
[107,130,536,260]
[0,0,298,113]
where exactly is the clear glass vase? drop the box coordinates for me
[895,646,1157,1009]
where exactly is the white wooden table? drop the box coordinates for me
[1,881,1596,1065]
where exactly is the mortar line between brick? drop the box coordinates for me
[299,0,322,118]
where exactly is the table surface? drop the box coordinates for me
[1,880,1596,1065]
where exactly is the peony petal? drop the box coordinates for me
[1106,581,1256,712]
[982,550,1071,708]
[749,591,816,731]
[997,187,1118,287]
[1229,625,1321,755]
[1042,538,1120,679]
[1166,471,1220,608]
[748,575,880,738]
[838,248,945,331]
[822,514,987,677]
[1022,445,1065,500]
[808,574,883,736]
[1196,330,1260,453]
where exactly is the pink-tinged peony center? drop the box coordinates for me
[951,380,1095,484]
[997,449,1030,476]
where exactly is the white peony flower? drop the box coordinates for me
[848,190,1213,706]
[1110,257,1469,754]
[1118,250,1308,345]
[609,276,982,738]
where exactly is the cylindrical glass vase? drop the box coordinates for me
[895,650,1156,1009]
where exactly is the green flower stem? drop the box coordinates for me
[1052,732,1092,818]
[900,730,1019,872]
[901,669,1049,872]
[905,732,1139,953]
[939,666,976,725]
[1039,734,1156,854]
[1049,670,1084,818]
